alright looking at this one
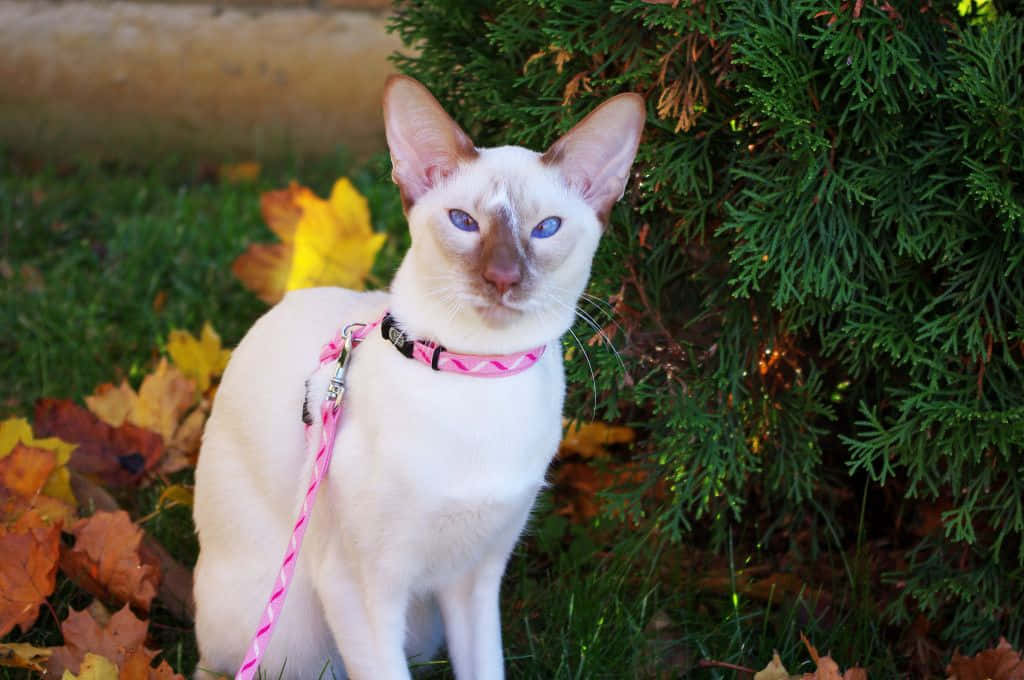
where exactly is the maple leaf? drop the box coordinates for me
[34,399,163,487]
[0,417,77,506]
[0,641,52,672]
[60,511,160,612]
[166,323,231,394]
[0,513,60,636]
[232,178,386,304]
[218,161,261,184]
[47,604,150,677]
[800,633,868,680]
[62,652,119,680]
[85,360,196,442]
[947,638,1024,680]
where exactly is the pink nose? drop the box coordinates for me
[483,263,522,296]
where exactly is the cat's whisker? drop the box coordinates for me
[542,293,627,377]
[566,323,599,420]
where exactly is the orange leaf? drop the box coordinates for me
[0,514,60,636]
[218,161,261,184]
[61,511,160,612]
[559,419,635,459]
[947,638,1024,680]
[33,399,163,487]
[799,633,867,680]
[231,241,293,305]
[46,604,151,677]
[0,444,56,499]
[259,181,307,242]
[0,642,52,672]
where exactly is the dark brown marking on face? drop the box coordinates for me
[479,204,527,296]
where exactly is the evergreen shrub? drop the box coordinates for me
[390,0,1024,654]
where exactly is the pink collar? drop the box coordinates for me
[324,312,546,378]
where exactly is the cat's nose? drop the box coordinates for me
[483,262,522,296]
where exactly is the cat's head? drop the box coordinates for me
[383,75,644,354]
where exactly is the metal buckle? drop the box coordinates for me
[326,330,357,408]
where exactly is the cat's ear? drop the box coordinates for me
[542,93,646,221]
[382,75,478,209]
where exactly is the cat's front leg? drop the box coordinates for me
[437,501,534,680]
[315,552,414,680]
[438,554,506,680]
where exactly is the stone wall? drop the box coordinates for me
[0,0,402,161]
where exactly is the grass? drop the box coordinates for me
[0,152,896,679]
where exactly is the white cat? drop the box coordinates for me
[192,75,644,680]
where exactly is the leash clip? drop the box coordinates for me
[326,330,357,408]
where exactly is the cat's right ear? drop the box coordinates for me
[382,75,478,210]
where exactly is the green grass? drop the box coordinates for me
[0,152,896,679]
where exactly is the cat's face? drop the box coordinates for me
[383,76,644,351]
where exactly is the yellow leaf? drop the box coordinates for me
[130,358,196,441]
[84,382,137,428]
[286,178,386,292]
[61,652,118,680]
[156,484,194,511]
[0,418,76,506]
[0,642,52,672]
[166,323,231,393]
[231,242,293,305]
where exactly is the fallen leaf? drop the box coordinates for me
[754,651,792,680]
[559,419,636,459]
[0,641,52,672]
[0,417,77,505]
[46,605,150,677]
[34,399,163,487]
[555,460,649,522]
[159,407,207,475]
[84,382,137,429]
[218,161,261,183]
[19,263,45,293]
[166,323,231,394]
[155,484,193,512]
[947,638,1024,680]
[61,652,119,680]
[0,443,56,498]
[0,515,61,636]
[132,359,195,441]
[233,179,386,304]
[230,242,292,305]
[799,632,867,680]
[60,511,160,612]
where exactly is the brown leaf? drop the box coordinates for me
[0,515,60,636]
[61,510,160,612]
[799,633,866,680]
[754,651,791,680]
[160,408,207,474]
[218,161,261,184]
[947,638,1024,680]
[33,398,163,487]
[121,647,186,680]
[46,604,151,677]
[0,642,52,672]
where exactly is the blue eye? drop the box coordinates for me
[448,209,479,232]
[532,216,562,239]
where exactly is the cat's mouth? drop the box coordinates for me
[474,297,527,326]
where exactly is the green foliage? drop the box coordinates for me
[391,0,1024,661]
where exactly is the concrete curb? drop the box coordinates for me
[0,0,403,160]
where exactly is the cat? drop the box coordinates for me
[192,75,644,680]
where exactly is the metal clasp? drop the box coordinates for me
[326,330,357,408]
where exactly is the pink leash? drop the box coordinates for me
[235,312,545,680]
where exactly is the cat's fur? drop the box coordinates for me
[192,76,644,680]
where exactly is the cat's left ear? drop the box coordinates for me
[382,75,478,210]
[542,93,646,222]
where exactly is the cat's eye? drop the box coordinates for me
[448,209,479,232]
[532,216,562,239]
